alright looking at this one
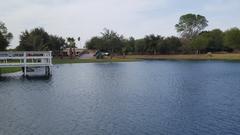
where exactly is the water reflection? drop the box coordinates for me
[0,74,52,81]
[25,75,52,81]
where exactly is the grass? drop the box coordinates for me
[126,53,240,61]
[0,57,138,74]
[52,57,139,64]
[0,67,21,74]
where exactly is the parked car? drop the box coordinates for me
[102,52,110,56]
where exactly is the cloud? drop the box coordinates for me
[1,0,240,48]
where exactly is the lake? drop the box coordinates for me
[1,61,240,135]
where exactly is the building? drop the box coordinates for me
[62,48,86,56]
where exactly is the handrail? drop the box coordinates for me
[0,51,52,65]
[0,51,52,53]
[0,51,52,57]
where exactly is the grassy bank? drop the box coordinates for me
[0,58,138,74]
[0,67,21,74]
[126,53,240,61]
[52,57,139,64]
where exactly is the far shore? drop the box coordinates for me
[126,53,240,61]
[1,53,240,74]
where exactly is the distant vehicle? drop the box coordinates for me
[94,51,110,57]
[102,52,110,56]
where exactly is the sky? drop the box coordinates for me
[1,0,240,48]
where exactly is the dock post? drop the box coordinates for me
[44,66,50,77]
[49,51,52,65]
[48,51,52,76]
[23,52,27,77]
[45,66,47,76]
[24,66,27,77]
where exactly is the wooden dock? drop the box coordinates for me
[0,51,53,76]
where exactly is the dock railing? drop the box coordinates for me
[0,51,52,76]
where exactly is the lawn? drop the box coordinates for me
[126,53,240,61]
[0,67,21,74]
[0,57,138,74]
[52,57,139,64]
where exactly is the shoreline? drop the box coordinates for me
[0,58,139,74]
[126,53,240,61]
[1,53,240,74]
[52,57,139,64]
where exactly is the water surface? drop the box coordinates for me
[1,61,240,135]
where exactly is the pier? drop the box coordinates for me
[0,51,52,76]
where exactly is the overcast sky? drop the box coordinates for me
[1,0,240,48]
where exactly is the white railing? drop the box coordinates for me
[0,51,52,64]
[0,51,52,58]
[0,51,52,76]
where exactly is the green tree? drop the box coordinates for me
[175,13,208,39]
[17,28,49,51]
[144,34,163,55]
[67,37,76,58]
[101,28,124,54]
[205,29,224,52]
[122,37,135,55]
[158,36,182,54]
[86,28,125,58]
[17,31,30,51]
[86,36,105,50]
[17,28,66,54]
[67,37,76,48]
[48,35,66,55]
[0,21,13,50]
[224,27,240,50]
[190,34,209,53]
[0,32,9,51]
[134,39,146,54]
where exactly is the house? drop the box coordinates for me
[62,48,87,56]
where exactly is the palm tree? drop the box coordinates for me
[67,37,76,59]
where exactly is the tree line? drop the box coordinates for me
[0,22,77,56]
[1,13,240,55]
[86,14,240,54]
[16,28,80,56]
[86,27,240,55]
